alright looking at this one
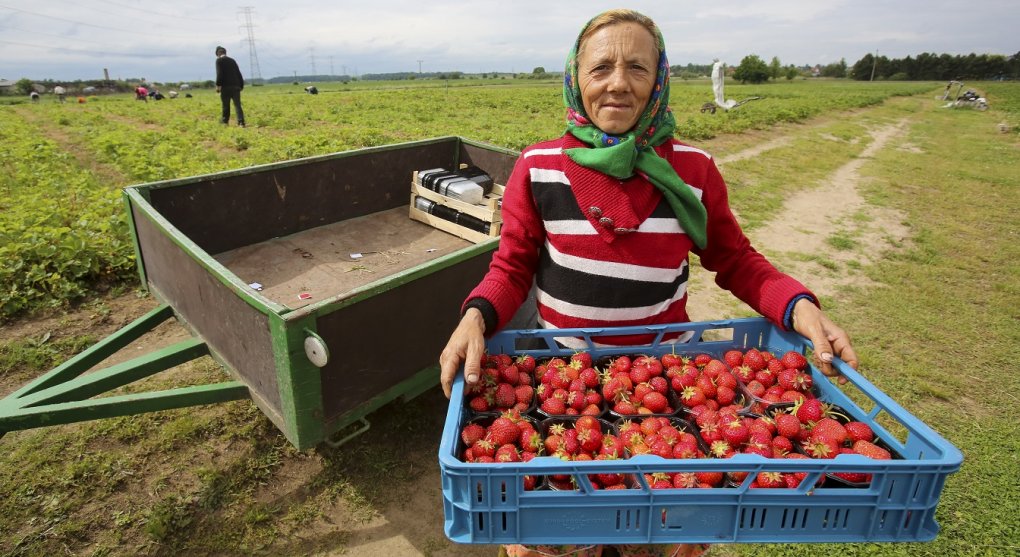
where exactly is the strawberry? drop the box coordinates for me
[693,353,713,368]
[679,386,706,408]
[642,391,669,413]
[795,398,824,424]
[774,413,802,439]
[540,397,567,415]
[514,385,534,406]
[852,440,892,460]
[779,351,808,370]
[696,470,724,487]
[579,367,600,389]
[811,418,848,446]
[702,359,728,378]
[743,349,766,371]
[845,422,874,443]
[577,427,604,454]
[661,352,682,369]
[461,423,486,446]
[493,382,517,409]
[570,351,593,370]
[486,417,521,446]
[723,350,743,368]
[468,394,491,413]
[754,471,785,488]
[472,438,495,458]
[495,444,520,462]
[722,419,750,447]
[520,428,542,453]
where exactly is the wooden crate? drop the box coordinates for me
[408,168,504,244]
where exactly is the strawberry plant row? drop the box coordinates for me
[439,318,963,545]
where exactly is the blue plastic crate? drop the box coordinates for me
[439,318,963,544]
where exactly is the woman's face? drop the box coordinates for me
[577,21,658,135]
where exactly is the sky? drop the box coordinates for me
[1,0,1017,83]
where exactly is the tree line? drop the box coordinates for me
[724,51,1019,84]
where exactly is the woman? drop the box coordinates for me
[440,9,858,557]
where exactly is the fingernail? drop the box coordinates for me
[467,373,478,383]
[821,353,833,363]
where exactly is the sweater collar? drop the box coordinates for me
[561,134,662,244]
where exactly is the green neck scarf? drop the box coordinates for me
[563,17,707,248]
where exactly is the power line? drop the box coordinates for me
[238,6,262,82]
[0,37,188,58]
[0,3,154,36]
[93,0,222,22]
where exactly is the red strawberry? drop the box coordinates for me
[642,391,669,413]
[493,383,517,409]
[845,422,874,443]
[613,400,638,415]
[723,350,743,368]
[679,386,706,408]
[661,352,682,369]
[472,438,495,458]
[486,417,521,446]
[540,397,567,415]
[579,367,600,389]
[754,471,785,488]
[774,413,801,439]
[514,385,534,405]
[693,353,713,368]
[743,349,766,371]
[702,359,728,378]
[795,398,824,424]
[722,419,749,447]
[812,418,848,446]
[780,351,808,370]
[495,444,520,462]
[570,351,593,370]
[577,427,604,454]
[852,440,892,460]
[461,423,486,446]
[514,354,535,374]
[468,394,491,413]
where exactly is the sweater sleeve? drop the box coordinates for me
[461,152,546,333]
[692,157,817,329]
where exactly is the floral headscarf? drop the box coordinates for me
[562,12,707,248]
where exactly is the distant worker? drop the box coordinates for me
[53,85,66,103]
[152,90,165,100]
[30,91,40,102]
[168,90,179,99]
[305,85,318,95]
[214,45,245,127]
[135,85,148,101]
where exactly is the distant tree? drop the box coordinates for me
[533,67,546,75]
[769,56,782,79]
[733,55,770,84]
[785,65,800,80]
[820,58,848,78]
[15,78,34,95]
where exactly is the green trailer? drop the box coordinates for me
[0,137,526,450]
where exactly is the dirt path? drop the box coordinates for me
[0,105,918,557]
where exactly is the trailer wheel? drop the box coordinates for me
[700,102,716,114]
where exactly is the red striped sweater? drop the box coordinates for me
[464,133,814,347]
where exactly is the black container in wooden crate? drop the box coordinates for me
[409,164,505,244]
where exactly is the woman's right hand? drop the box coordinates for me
[439,308,487,398]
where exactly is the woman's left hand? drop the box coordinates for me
[791,298,859,384]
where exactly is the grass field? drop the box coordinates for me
[1,79,1018,556]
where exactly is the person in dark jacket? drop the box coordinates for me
[214,45,245,127]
